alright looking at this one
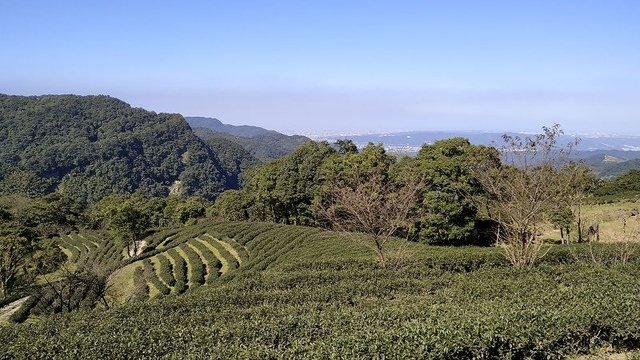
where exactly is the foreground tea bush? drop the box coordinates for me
[3,221,640,359]
[3,265,640,358]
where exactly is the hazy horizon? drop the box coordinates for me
[2,1,639,135]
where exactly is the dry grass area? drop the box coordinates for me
[543,201,640,244]
[570,348,640,360]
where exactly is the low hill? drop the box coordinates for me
[3,221,640,358]
[189,118,310,161]
[0,95,231,203]
[186,116,281,138]
[574,150,640,178]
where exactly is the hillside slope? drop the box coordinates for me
[0,95,230,203]
[186,116,281,137]
[3,222,640,358]
[190,118,310,161]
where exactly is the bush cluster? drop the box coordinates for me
[167,249,188,294]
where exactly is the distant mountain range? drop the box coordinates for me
[313,130,640,153]
[313,130,640,178]
[186,117,310,162]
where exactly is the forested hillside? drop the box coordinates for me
[0,95,231,204]
[192,123,310,161]
[186,116,281,137]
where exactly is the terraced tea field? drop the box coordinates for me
[3,221,640,359]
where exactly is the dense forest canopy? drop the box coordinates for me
[0,95,232,204]
[193,126,310,162]
[211,138,501,245]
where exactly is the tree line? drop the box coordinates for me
[211,125,610,267]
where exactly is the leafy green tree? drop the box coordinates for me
[89,195,151,256]
[0,235,34,297]
[550,207,574,243]
[395,138,500,245]
[210,190,254,221]
[335,139,358,154]
[172,197,208,224]
[0,171,52,198]
[243,141,336,225]
[0,94,230,205]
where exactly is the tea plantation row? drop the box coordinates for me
[2,221,640,358]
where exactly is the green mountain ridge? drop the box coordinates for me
[185,116,282,138]
[188,117,310,162]
[0,94,230,203]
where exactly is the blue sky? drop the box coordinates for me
[1,1,639,135]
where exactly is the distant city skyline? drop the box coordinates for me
[2,1,639,135]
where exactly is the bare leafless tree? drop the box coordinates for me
[319,172,423,267]
[472,125,584,267]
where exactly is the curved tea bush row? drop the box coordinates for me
[167,249,188,294]
[143,259,171,296]
[77,234,100,249]
[145,228,181,249]
[180,244,205,287]
[221,237,250,262]
[155,254,176,287]
[190,239,222,283]
[131,266,148,300]
[250,231,312,272]
[58,239,81,263]
[203,237,239,272]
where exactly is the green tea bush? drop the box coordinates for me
[9,222,640,357]
[8,296,37,323]
[204,238,238,271]
[4,264,640,358]
[167,249,188,294]
[58,238,81,262]
[190,239,222,282]
[222,237,250,262]
[130,266,148,300]
[181,244,205,287]
[142,259,170,296]
[155,254,176,287]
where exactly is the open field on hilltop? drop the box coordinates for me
[542,201,640,244]
[2,221,640,359]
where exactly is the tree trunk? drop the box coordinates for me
[577,204,583,242]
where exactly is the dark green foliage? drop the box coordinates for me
[131,266,149,300]
[155,254,176,287]
[0,94,229,204]
[167,249,188,294]
[180,244,205,287]
[214,139,500,246]
[203,136,258,188]
[192,124,310,162]
[172,197,208,224]
[208,190,253,221]
[395,138,501,245]
[213,141,336,225]
[594,169,640,202]
[142,259,170,296]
